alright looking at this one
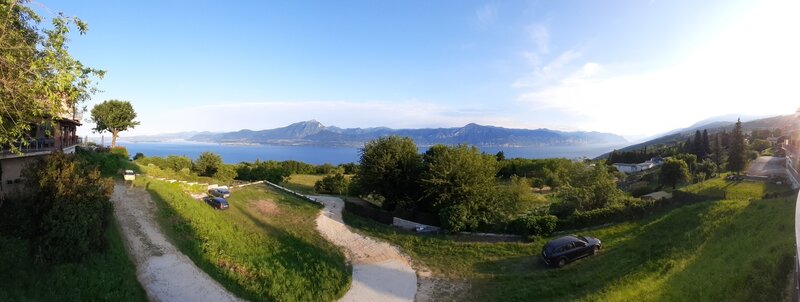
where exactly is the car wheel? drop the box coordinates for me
[557,258,566,268]
[591,246,599,255]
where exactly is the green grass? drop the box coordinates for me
[0,220,147,301]
[343,178,795,301]
[138,179,350,301]
[137,163,222,184]
[282,174,323,194]
[680,174,786,200]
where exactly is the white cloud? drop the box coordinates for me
[516,0,800,136]
[476,4,498,27]
[526,24,550,54]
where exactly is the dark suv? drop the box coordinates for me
[204,196,230,210]
[542,235,601,268]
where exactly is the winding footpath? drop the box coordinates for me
[311,195,419,302]
[112,183,243,302]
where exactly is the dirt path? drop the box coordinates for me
[311,195,418,302]
[112,183,243,302]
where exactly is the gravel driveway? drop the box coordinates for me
[112,183,243,302]
[311,195,418,302]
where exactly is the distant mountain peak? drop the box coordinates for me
[188,120,627,147]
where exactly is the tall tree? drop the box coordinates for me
[0,1,104,153]
[355,136,422,211]
[193,152,223,177]
[693,130,704,158]
[660,158,690,189]
[495,150,506,161]
[90,100,139,147]
[701,130,711,156]
[727,119,746,174]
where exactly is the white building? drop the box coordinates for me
[612,157,664,174]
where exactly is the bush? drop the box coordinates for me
[21,152,114,264]
[109,146,129,160]
[132,152,145,160]
[509,215,558,236]
[439,205,473,232]
[314,173,350,195]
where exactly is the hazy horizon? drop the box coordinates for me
[35,0,798,138]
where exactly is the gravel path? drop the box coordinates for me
[112,183,243,302]
[311,195,418,302]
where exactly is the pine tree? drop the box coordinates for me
[694,130,704,158]
[702,129,711,155]
[727,119,746,174]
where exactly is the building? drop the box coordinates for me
[612,157,664,174]
[641,191,672,201]
[0,106,83,195]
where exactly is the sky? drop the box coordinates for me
[33,0,800,140]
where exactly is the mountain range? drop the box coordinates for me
[178,120,628,147]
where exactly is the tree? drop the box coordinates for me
[696,159,718,182]
[674,153,697,177]
[213,164,237,182]
[693,130,704,158]
[702,130,711,156]
[21,152,113,264]
[194,152,223,177]
[556,163,625,211]
[660,158,690,189]
[314,173,350,195]
[727,119,746,174]
[355,136,422,211]
[749,139,771,153]
[132,152,145,160]
[0,2,104,154]
[90,100,140,147]
[1,1,103,205]
[495,151,506,161]
[165,155,192,172]
[419,145,502,231]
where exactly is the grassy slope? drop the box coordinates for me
[282,174,323,194]
[343,178,795,301]
[139,179,350,301]
[0,220,147,301]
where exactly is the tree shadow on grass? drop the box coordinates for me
[469,201,728,301]
[145,181,350,302]
[652,197,795,302]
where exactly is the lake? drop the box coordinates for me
[114,140,624,165]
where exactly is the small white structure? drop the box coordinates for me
[123,170,136,181]
[641,191,672,201]
[613,157,664,174]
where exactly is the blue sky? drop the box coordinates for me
[35,0,800,139]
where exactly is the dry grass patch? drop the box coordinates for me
[252,199,281,216]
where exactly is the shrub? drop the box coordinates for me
[439,204,473,232]
[509,214,558,236]
[109,146,129,160]
[21,152,114,264]
[314,173,350,195]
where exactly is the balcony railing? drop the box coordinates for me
[0,136,82,156]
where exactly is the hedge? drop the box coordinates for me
[508,215,558,236]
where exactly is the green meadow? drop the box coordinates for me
[344,177,796,301]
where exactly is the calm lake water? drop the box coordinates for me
[114,140,624,165]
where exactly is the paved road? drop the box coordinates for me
[311,195,418,302]
[747,156,787,177]
[112,183,243,302]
